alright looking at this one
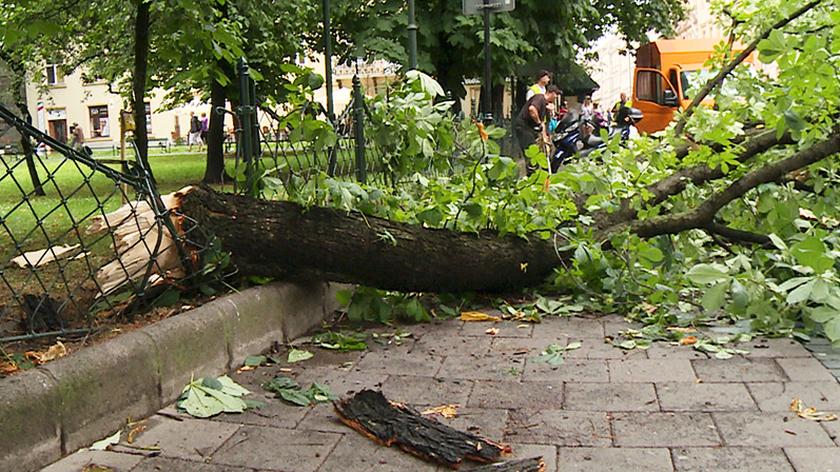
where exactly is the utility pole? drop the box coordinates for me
[407,0,418,70]
[481,0,492,124]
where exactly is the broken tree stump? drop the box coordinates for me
[334,389,511,469]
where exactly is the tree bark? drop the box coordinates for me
[203,77,229,184]
[179,186,560,293]
[1,54,45,196]
[132,0,151,171]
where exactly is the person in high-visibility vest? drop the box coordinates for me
[611,92,633,124]
[525,70,553,100]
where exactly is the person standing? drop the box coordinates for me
[580,96,594,121]
[525,70,552,101]
[70,122,84,151]
[199,112,210,150]
[611,92,633,125]
[188,111,202,152]
[514,85,560,174]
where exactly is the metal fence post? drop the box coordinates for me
[352,74,367,183]
[238,58,257,197]
[407,0,418,70]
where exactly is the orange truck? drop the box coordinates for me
[631,38,752,134]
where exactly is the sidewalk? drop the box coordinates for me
[45,315,840,471]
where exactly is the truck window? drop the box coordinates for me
[636,70,663,104]
[680,71,693,99]
[669,69,679,98]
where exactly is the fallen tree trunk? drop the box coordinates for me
[178,185,561,293]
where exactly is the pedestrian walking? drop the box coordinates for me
[525,70,552,101]
[580,96,594,122]
[611,92,633,125]
[514,85,560,175]
[188,112,202,152]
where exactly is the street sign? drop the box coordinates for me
[463,0,515,15]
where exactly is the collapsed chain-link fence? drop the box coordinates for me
[0,103,199,343]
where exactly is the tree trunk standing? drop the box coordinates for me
[131,0,151,171]
[491,82,505,120]
[13,65,44,196]
[178,186,561,293]
[203,77,229,184]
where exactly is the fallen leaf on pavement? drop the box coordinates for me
[679,336,698,346]
[176,375,252,418]
[790,398,838,422]
[460,311,501,322]
[287,349,314,363]
[421,404,459,419]
[485,327,499,336]
[126,420,147,444]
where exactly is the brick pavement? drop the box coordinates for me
[45,315,840,471]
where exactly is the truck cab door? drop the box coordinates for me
[632,68,679,134]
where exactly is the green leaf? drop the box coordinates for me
[791,237,834,273]
[787,279,816,304]
[244,355,267,367]
[287,349,314,363]
[336,289,353,307]
[825,318,840,343]
[686,264,729,285]
[565,341,583,350]
[279,389,312,407]
[702,282,728,312]
[808,306,837,323]
[263,375,299,393]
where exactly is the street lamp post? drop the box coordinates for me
[407,0,418,70]
[323,0,337,175]
[481,0,493,124]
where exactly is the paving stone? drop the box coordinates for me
[296,403,349,434]
[318,432,437,471]
[439,408,509,440]
[812,353,840,369]
[646,344,709,360]
[132,457,207,472]
[355,350,445,377]
[557,447,673,471]
[784,447,840,471]
[564,383,659,411]
[131,416,240,462]
[211,425,340,471]
[565,338,647,359]
[657,382,757,412]
[602,315,644,338]
[537,317,605,339]
[692,358,787,382]
[608,359,696,383]
[438,354,526,381]
[612,412,720,447]
[777,357,838,382]
[461,321,533,337]
[671,447,793,472]
[741,338,812,358]
[823,419,840,446]
[42,450,143,472]
[381,375,473,406]
[413,334,493,356]
[506,410,612,446]
[467,380,562,410]
[714,412,836,447]
[747,382,840,411]
[523,359,609,382]
[490,337,570,356]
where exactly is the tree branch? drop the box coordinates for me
[705,222,772,247]
[673,0,824,136]
[594,129,793,229]
[629,131,840,238]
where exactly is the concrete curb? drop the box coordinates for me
[0,281,344,472]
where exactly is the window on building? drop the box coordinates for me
[89,105,111,138]
[45,64,63,86]
[145,102,152,134]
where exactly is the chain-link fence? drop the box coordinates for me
[0,103,197,343]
